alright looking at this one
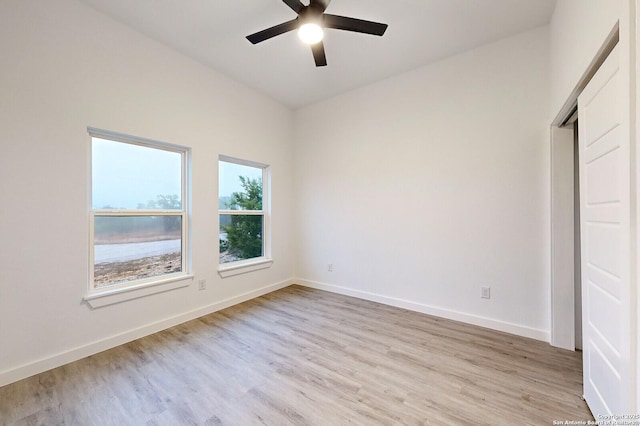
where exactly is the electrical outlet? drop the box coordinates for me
[198,279,206,291]
[327,263,333,272]
[481,287,491,299]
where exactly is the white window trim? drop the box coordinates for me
[218,258,273,278]
[84,275,194,308]
[218,155,272,277]
[85,127,191,307]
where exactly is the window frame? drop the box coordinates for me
[218,155,272,278]
[86,127,192,307]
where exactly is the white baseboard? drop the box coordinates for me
[0,278,294,388]
[294,278,549,342]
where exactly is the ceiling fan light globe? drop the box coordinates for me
[298,23,324,44]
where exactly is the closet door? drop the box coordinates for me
[578,44,632,418]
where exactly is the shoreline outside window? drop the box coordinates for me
[218,155,272,277]
[88,128,190,301]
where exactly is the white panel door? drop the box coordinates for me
[578,45,632,418]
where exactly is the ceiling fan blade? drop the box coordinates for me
[246,19,299,44]
[311,41,327,67]
[323,14,388,36]
[310,0,332,12]
[282,0,305,13]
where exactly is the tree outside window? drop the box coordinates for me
[219,158,269,265]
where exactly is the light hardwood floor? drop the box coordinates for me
[1,285,593,425]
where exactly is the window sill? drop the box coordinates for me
[84,274,193,308]
[218,258,273,278]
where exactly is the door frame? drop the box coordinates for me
[549,25,619,351]
[550,125,576,350]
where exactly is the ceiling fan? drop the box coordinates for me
[246,0,388,67]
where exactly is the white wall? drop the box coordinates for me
[294,27,551,340]
[0,0,295,385]
[550,0,619,118]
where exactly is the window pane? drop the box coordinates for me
[94,215,182,287]
[92,138,182,209]
[219,161,262,210]
[219,214,263,264]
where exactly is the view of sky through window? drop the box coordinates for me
[92,138,182,209]
[219,161,263,208]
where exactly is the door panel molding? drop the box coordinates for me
[579,44,633,417]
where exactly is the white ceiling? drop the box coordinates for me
[79,0,557,108]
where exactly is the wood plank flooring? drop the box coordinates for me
[0,285,593,425]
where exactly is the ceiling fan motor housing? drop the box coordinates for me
[298,5,324,27]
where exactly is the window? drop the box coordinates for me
[88,128,190,299]
[218,156,271,276]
